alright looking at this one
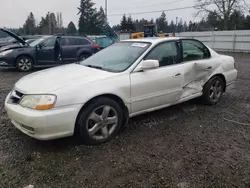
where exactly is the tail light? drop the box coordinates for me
[94,44,99,49]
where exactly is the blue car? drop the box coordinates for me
[0,28,100,71]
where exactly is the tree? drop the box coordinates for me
[169,20,175,32]
[49,12,57,34]
[23,12,36,35]
[195,0,247,30]
[67,21,77,35]
[127,16,135,31]
[183,21,188,32]
[156,11,167,32]
[207,11,220,30]
[93,6,107,34]
[38,12,58,34]
[120,14,128,31]
[229,10,245,30]
[78,0,96,35]
[244,15,250,29]
[177,18,183,32]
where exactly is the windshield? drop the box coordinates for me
[80,42,151,72]
[29,36,51,47]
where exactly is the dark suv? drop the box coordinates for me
[0,29,100,71]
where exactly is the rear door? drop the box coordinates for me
[180,39,221,98]
[61,37,80,62]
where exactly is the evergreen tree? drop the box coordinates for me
[120,14,128,31]
[169,20,175,32]
[67,21,77,35]
[78,0,96,35]
[177,19,183,32]
[23,12,36,35]
[183,21,188,32]
[157,11,167,32]
[127,16,135,31]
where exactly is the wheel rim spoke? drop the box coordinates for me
[107,116,117,125]
[89,123,101,136]
[89,112,101,123]
[210,92,215,99]
[101,106,111,119]
[101,126,109,138]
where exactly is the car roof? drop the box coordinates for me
[61,36,87,39]
[122,37,181,44]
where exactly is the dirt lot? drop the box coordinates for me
[0,53,250,188]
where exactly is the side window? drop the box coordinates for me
[182,40,210,62]
[69,38,79,46]
[145,42,180,67]
[42,37,57,47]
[61,38,69,46]
[79,38,91,45]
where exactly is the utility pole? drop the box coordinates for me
[175,17,178,34]
[105,0,108,23]
[48,11,51,35]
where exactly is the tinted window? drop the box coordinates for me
[61,38,79,46]
[42,37,57,47]
[145,42,180,67]
[182,40,209,62]
[79,38,91,45]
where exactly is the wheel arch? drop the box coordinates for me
[206,73,226,92]
[77,49,92,57]
[74,93,129,134]
[15,54,35,66]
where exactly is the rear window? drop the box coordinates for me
[78,38,91,45]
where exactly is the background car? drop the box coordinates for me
[0,28,100,71]
[4,37,237,145]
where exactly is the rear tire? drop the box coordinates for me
[202,76,225,105]
[79,53,91,61]
[75,97,124,145]
[16,55,33,72]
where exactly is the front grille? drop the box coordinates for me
[8,90,24,104]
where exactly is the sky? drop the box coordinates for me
[0,0,249,28]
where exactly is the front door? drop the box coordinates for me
[130,41,183,114]
[36,36,57,65]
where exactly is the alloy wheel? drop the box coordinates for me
[18,58,32,71]
[86,105,118,141]
[209,79,223,103]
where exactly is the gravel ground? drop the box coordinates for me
[0,53,250,188]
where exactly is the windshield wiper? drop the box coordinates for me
[85,64,104,70]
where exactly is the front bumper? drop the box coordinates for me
[4,93,82,140]
[0,57,15,67]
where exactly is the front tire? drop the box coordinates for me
[16,55,33,72]
[75,97,124,145]
[202,76,225,105]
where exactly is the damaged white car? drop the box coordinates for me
[5,37,237,145]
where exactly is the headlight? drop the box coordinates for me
[0,49,13,56]
[19,95,56,110]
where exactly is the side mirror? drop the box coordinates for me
[37,43,42,49]
[138,59,159,71]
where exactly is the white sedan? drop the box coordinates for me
[4,37,237,145]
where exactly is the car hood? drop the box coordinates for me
[15,64,115,94]
[0,43,23,52]
[0,28,27,45]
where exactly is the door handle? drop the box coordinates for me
[206,66,212,70]
[173,73,181,78]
